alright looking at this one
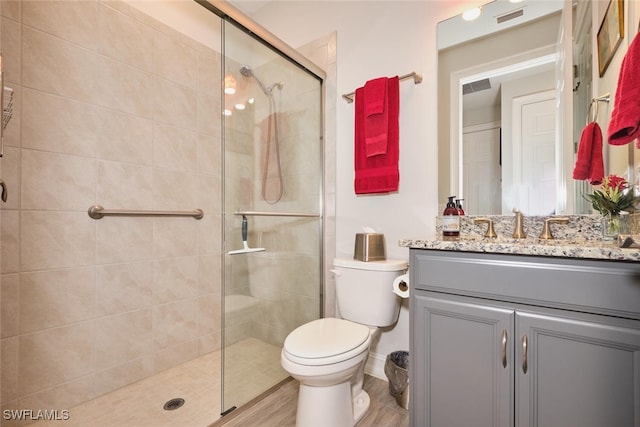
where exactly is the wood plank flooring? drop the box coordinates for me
[212,375,409,427]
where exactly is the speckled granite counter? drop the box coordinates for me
[399,214,640,262]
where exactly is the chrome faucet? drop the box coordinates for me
[512,208,526,239]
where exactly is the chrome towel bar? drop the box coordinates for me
[88,205,203,220]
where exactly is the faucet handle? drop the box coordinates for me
[512,208,526,239]
[474,217,498,238]
[539,217,569,240]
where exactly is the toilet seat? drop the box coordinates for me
[283,318,371,366]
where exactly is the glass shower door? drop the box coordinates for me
[221,21,324,414]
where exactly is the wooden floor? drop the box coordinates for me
[213,375,409,427]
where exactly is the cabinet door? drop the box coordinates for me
[412,294,514,427]
[516,310,640,427]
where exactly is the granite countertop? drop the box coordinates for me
[399,236,640,261]
[399,214,640,262]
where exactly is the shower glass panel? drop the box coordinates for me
[222,21,324,413]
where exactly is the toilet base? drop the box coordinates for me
[296,381,371,427]
[352,389,371,424]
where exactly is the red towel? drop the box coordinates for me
[364,77,387,116]
[608,33,640,145]
[364,77,389,157]
[573,122,604,185]
[354,76,400,194]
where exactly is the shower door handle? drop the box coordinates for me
[0,52,3,158]
[0,180,6,202]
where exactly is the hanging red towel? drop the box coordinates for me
[354,76,400,194]
[364,77,389,157]
[608,33,640,146]
[364,77,387,116]
[573,122,605,185]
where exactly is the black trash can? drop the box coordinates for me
[384,350,409,409]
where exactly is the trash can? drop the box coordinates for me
[384,350,409,410]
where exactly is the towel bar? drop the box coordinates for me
[233,210,321,218]
[342,71,422,103]
[586,93,610,125]
[88,205,204,220]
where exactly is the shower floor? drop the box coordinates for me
[26,338,286,427]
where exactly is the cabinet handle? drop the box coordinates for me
[501,329,508,368]
[522,334,528,374]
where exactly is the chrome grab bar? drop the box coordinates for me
[234,210,321,218]
[88,205,203,220]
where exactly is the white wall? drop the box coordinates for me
[234,0,473,377]
[595,0,639,178]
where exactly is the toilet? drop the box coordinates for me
[280,258,408,427]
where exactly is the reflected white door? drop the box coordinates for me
[513,91,556,215]
[463,123,501,215]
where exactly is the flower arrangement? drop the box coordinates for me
[584,175,637,217]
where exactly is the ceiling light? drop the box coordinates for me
[462,6,481,21]
[223,109,232,116]
[235,103,246,110]
[510,0,523,3]
[224,74,236,95]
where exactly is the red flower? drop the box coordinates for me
[604,175,627,192]
[584,174,637,216]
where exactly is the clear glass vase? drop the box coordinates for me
[601,215,621,241]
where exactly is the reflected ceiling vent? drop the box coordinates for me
[496,8,524,24]
[463,78,492,95]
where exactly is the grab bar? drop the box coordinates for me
[234,210,321,218]
[88,205,204,220]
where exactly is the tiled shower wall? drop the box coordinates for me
[0,0,223,417]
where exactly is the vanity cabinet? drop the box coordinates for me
[410,249,640,427]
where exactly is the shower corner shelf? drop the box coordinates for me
[3,86,13,131]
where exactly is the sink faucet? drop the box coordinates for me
[474,217,498,238]
[539,217,569,240]
[512,208,526,239]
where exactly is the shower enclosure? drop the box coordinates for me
[220,19,324,413]
[0,1,323,426]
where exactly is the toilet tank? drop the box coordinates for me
[332,258,407,327]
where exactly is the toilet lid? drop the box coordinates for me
[284,318,370,360]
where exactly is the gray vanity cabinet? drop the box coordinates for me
[410,249,640,427]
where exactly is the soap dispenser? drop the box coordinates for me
[455,198,465,215]
[442,196,460,240]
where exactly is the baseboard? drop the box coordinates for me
[364,351,388,381]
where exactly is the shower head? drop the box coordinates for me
[239,65,253,78]
[239,65,279,97]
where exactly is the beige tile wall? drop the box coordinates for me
[0,0,223,420]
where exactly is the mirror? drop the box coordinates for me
[437,0,603,216]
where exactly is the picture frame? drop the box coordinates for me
[597,0,625,77]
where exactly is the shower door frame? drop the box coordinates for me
[198,0,327,417]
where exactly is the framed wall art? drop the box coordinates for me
[597,0,625,77]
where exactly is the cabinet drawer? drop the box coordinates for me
[411,250,640,320]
